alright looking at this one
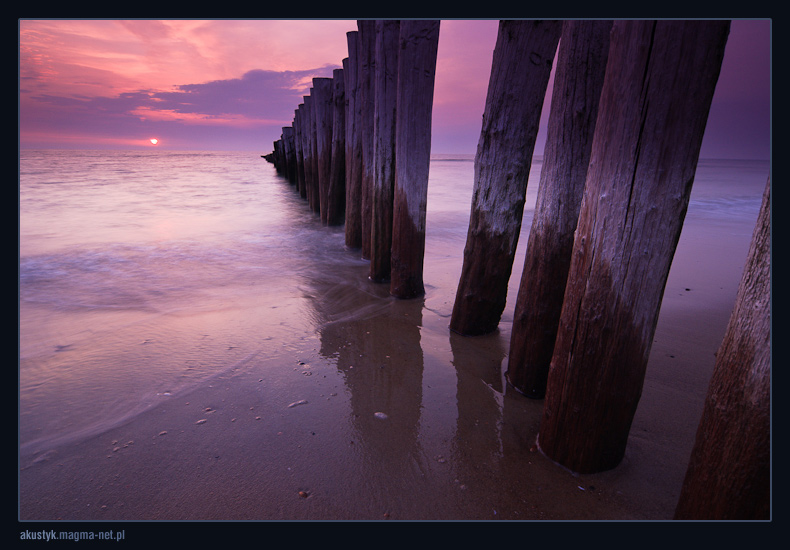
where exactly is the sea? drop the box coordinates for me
[18,150,769,459]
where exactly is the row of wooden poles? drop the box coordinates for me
[267,19,770,519]
[268,19,440,299]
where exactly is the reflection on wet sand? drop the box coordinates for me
[298,259,434,512]
[449,330,505,469]
[296,248,557,518]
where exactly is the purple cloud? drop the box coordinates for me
[152,66,339,119]
[21,65,341,149]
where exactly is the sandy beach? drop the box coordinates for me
[18,187,755,524]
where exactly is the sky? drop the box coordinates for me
[18,19,771,159]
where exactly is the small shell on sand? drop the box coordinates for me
[373,412,388,420]
[196,419,208,425]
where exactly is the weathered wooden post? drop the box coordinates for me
[294,104,306,196]
[301,95,314,203]
[271,138,279,171]
[370,19,401,283]
[281,128,291,183]
[537,20,731,474]
[449,20,562,335]
[674,179,771,520]
[299,103,310,201]
[358,20,376,259]
[282,126,297,185]
[344,30,363,248]
[506,20,612,398]
[309,87,322,214]
[272,138,280,172]
[270,139,279,171]
[313,77,334,222]
[273,138,285,175]
[390,20,440,299]
[327,67,346,226]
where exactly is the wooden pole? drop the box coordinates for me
[282,128,291,183]
[327,67,346,226]
[674,178,771,520]
[449,20,562,335]
[301,95,314,203]
[309,87,321,214]
[358,20,376,259]
[537,20,731,474]
[390,20,440,299]
[370,20,401,283]
[294,104,306,196]
[270,139,278,171]
[506,20,612,398]
[282,126,297,185]
[344,30,363,248]
[313,77,334,223]
[273,138,284,175]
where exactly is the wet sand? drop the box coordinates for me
[18,199,756,527]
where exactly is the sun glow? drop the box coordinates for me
[150,138,159,145]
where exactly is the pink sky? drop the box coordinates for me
[19,19,770,158]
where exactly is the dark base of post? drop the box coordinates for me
[390,215,425,300]
[449,227,514,336]
[506,229,575,399]
[390,273,425,300]
[504,369,548,400]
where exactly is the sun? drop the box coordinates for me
[150,138,159,145]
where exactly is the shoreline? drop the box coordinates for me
[18,223,743,521]
[19,156,766,523]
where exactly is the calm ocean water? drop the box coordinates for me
[18,150,769,456]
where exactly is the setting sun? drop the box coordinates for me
[150,138,159,145]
